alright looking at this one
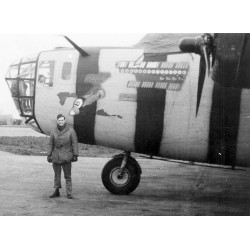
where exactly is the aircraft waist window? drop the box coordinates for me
[62,62,72,80]
[37,60,55,87]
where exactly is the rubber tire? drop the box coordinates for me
[101,157,141,195]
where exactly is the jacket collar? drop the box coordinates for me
[56,124,68,134]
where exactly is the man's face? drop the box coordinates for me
[57,117,66,127]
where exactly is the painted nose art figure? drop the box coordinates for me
[69,90,105,116]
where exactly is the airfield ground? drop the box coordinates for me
[0,151,250,216]
[0,126,249,216]
[0,126,121,156]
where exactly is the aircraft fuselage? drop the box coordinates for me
[5,42,250,168]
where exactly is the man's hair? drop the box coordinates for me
[57,114,65,120]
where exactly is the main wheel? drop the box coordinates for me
[101,156,141,195]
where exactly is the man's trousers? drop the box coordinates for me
[52,162,72,195]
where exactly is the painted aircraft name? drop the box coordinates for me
[116,61,189,76]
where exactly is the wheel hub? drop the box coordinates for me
[110,167,129,187]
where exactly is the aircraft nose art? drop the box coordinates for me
[69,106,80,116]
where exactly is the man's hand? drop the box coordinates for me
[72,155,78,162]
[47,155,52,163]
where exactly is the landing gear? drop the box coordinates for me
[101,152,142,195]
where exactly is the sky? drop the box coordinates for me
[0,34,145,118]
[0,1,246,119]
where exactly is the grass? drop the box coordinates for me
[0,136,122,157]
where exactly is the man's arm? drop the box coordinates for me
[47,132,54,156]
[71,129,79,156]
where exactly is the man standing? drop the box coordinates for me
[47,114,78,199]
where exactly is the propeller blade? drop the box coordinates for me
[196,56,206,117]
[179,34,215,117]
[196,46,211,116]
[202,45,210,76]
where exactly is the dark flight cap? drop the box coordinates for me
[57,114,65,120]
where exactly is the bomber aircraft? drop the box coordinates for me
[5,33,250,194]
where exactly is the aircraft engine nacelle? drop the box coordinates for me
[179,36,204,55]
[179,33,250,88]
[179,34,214,56]
[179,33,215,80]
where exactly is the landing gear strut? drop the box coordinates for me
[101,152,142,195]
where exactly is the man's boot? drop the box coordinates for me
[49,188,60,198]
[67,194,73,199]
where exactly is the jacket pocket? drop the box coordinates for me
[59,150,73,163]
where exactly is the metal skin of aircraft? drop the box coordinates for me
[5,33,250,195]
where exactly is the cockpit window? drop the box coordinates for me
[37,60,55,87]
[62,62,72,80]
[19,63,36,78]
[21,56,38,63]
[7,80,18,97]
[19,80,35,97]
[6,65,19,78]
[5,54,42,133]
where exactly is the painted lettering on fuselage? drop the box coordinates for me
[116,61,189,91]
